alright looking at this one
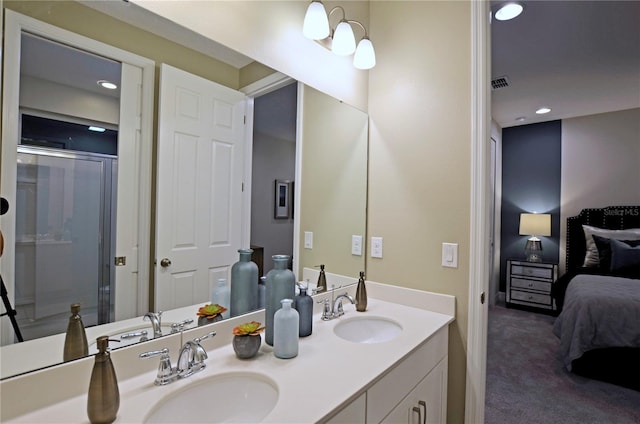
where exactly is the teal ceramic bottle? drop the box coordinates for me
[230,249,259,317]
[265,255,295,346]
[274,299,299,359]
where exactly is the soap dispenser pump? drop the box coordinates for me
[355,271,367,312]
[63,303,88,362]
[316,264,327,293]
[88,336,119,424]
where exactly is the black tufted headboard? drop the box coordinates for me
[566,205,640,273]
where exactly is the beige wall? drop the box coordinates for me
[131,0,370,111]
[560,107,640,272]
[368,2,471,422]
[298,85,368,278]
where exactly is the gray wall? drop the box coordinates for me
[250,84,297,273]
[500,120,562,291]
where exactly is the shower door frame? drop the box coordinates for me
[16,145,118,330]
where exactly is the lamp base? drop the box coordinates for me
[524,239,543,263]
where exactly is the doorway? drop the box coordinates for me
[1,10,154,346]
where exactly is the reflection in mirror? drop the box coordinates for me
[0,3,367,380]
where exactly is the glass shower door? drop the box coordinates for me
[15,146,116,341]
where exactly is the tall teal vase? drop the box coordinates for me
[230,249,259,317]
[265,255,295,346]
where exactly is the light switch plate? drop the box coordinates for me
[442,242,458,268]
[351,235,363,256]
[371,237,383,258]
[304,231,313,249]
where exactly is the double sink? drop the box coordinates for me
[143,317,402,423]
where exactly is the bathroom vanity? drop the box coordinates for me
[0,281,454,423]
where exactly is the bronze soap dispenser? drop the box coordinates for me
[355,271,367,312]
[63,303,88,362]
[87,336,119,424]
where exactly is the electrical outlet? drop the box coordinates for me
[304,231,313,249]
[371,237,383,258]
[352,235,362,256]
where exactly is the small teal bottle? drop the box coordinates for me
[230,249,259,317]
[294,284,313,337]
[274,299,299,359]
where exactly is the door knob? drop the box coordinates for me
[160,258,172,268]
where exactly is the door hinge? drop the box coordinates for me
[480,291,486,304]
[244,115,246,124]
[115,256,126,266]
[242,182,245,192]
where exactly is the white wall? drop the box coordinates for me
[560,107,640,272]
[20,75,119,124]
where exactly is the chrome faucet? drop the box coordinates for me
[140,330,216,385]
[318,285,355,321]
[144,311,163,338]
[176,331,216,378]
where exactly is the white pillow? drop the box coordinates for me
[582,225,640,267]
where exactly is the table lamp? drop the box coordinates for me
[519,213,551,262]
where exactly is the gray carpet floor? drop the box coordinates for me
[485,304,640,424]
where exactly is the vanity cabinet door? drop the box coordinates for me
[380,358,447,424]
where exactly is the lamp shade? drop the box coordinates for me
[303,1,330,40]
[519,213,551,237]
[353,37,376,69]
[332,20,356,56]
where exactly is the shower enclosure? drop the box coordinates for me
[14,145,117,341]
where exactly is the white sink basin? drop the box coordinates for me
[144,372,279,423]
[333,316,403,344]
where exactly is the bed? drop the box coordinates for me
[552,205,640,390]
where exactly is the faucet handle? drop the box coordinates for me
[170,318,195,333]
[317,299,332,321]
[139,348,177,386]
[194,330,216,344]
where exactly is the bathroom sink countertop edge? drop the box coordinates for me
[3,291,454,424]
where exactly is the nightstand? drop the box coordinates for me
[506,260,558,312]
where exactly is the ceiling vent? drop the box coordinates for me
[491,75,510,90]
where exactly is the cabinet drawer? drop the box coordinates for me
[511,265,553,279]
[510,290,551,305]
[511,278,551,293]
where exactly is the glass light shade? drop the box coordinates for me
[332,21,356,56]
[303,1,330,40]
[495,3,523,21]
[353,38,376,69]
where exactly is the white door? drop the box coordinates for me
[155,64,246,311]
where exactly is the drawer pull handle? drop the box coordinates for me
[412,406,421,424]
[419,400,427,424]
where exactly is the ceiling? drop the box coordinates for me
[491,0,640,128]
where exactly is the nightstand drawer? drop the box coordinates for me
[511,278,551,293]
[510,290,551,305]
[511,265,553,280]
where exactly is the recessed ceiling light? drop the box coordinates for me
[536,107,552,115]
[88,126,106,132]
[495,3,524,21]
[97,80,117,90]
[515,116,526,122]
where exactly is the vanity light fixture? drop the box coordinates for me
[97,80,117,90]
[303,1,376,70]
[495,2,524,21]
[536,106,551,114]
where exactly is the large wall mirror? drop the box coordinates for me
[0,1,368,379]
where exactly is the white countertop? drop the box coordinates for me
[5,296,453,423]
